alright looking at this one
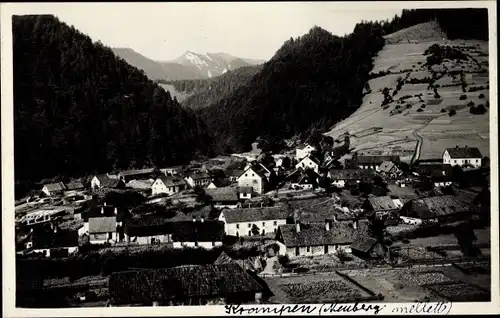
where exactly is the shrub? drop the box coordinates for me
[467,101,475,107]
[440,108,447,113]
[421,104,426,108]
[470,105,487,115]
[459,94,467,100]
[392,90,398,96]
[417,108,424,112]
[449,109,457,116]
[478,93,485,99]
[406,104,412,109]
[434,93,441,99]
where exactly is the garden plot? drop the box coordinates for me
[398,271,456,286]
[425,282,490,302]
[418,137,489,160]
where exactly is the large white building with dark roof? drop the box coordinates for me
[443,145,482,168]
[218,207,289,237]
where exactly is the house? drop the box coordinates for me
[430,171,454,188]
[171,220,225,249]
[229,170,245,182]
[214,251,263,272]
[82,204,127,244]
[275,221,358,258]
[244,163,274,181]
[205,187,240,209]
[347,153,400,171]
[151,175,187,196]
[185,172,213,188]
[237,166,268,194]
[443,146,482,168]
[296,144,316,161]
[160,166,183,176]
[23,224,79,257]
[288,169,320,190]
[378,161,401,176]
[274,156,291,169]
[218,207,289,237]
[350,236,388,259]
[119,168,159,183]
[295,154,321,173]
[387,184,419,200]
[90,174,125,190]
[328,169,375,188]
[64,181,85,192]
[362,196,400,219]
[123,216,177,245]
[237,187,253,200]
[107,264,265,306]
[399,195,475,225]
[41,182,66,196]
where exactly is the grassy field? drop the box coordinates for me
[325,23,490,161]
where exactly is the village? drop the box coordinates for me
[15,133,491,307]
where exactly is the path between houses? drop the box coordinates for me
[410,129,424,165]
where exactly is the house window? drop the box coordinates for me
[454,160,457,163]
[248,223,251,228]
[302,163,305,167]
[195,241,199,247]
[236,224,240,229]
[262,222,265,226]
[273,221,277,226]
[252,174,255,177]
[306,246,310,252]
[212,241,215,247]
[245,174,248,177]
[248,230,251,236]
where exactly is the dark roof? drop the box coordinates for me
[29,226,79,249]
[329,169,375,180]
[237,186,253,194]
[120,168,157,177]
[387,185,419,199]
[108,264,264,305]
[188,172,211,180]
[221,207,289,223]
[43,182,66,192]
[171,221,225,242]
[89,217,116,234]
[85,205,127,222]
[455,189,479,205]
[157,175,186,187]
[350,236,378,253]
[124,214,192,237]
[304,154,322,165]
[279,222,357,247]
[401,195,474,219]
[297,170,320,185]
[64,181,85,191]
[356,155,400,165]
[379,161,398,173]
[245,164,268,179]
[415,164,453,177]
[231,169,245,177]
[445,146,482,159]
[366,196,399,211]
[205,187,239,203]
[100,178,125,188]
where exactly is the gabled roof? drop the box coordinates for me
[188,172,211,180]
[366,196,399,211]
[237,186,253,194]
[89,216,116,234]
[43,182,66,192]
[445,146,482,159]
[230,169,245,177]
[205,187,239,203]
[29,225,79,249]
[278,222,357,247]
[379,161,398,173]
[171,221,225,242]
[329,169,375,180]
[221,207,289,223]
[350,236,378,253]
[241,165,266,179]
[297,169,320,185]
[156,175,186,187]
[85,205,127,222]
[64,181,85,191]
[299,154,321,165]
[401,195,474,219]
[108,264,264,305]
[356,155,400,165]
[100,178,124,188]
[120,168,157,177]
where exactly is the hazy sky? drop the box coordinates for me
[11,2,405,61]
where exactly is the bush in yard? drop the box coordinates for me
[478,93,485,99]
[459,94,467,100]
[278,254,290,266]
[441,108,447,113]
[421,104,426,108]
[449,109,457,116]
[467,101,475,107]
[434,93,441,99]
[335,249,351,263]
[470,104,487,115]
[417,108,424,112]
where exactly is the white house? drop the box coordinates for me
[218,207,289,237]
[237,166,268,194]
[82,204,125,244]
[276,221,357,258]
[151,175,187,196]
[41,182,66,196]
[205,187,240,209]
[90,174,124,190]
[327,169,375,188]
[295,155,321,174]
[399,195,473,225]
[443,146,482,168]
[296,144,316,161]
[185,173,213,188]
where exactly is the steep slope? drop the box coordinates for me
[13,15,214,182]
[325,19,489,162]
[165,65,263,110]
[199,24,386,153]
[111,48,201,81]
[171,51,264,78]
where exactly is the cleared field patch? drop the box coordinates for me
[425,282,490,302]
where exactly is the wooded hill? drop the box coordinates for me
[13,15,214,183]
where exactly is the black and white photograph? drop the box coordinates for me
[1,1,498,315]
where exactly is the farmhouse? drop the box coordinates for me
[218,207,289,237]
[160,166,183,176]
[348,153,400,171]
[387,184,419,200]
[123,216,177,245]
[237,165,268,194]
[41,182,66,196]
[295,154,321,173]
[151,175,187,196]
[296,144,316,161]
[185,172,213,188]
[274,155,291,168]
[119,168,158,183]
[362,196,400,219]
[205,187,240,209]
[443,146,482,168]
[108,264,265,306]
[171,221,225,249]
[378,161,401,176]
[90,174,125,190]
[229,170,245,182]
[327,169,375,188]
[23,224,79,257]
[276,221,357,258]
[288,169,320,190]
[82,204,127,244]
[399,195,475,225]
[64,181,85,192]
[214,251,263,272]
[350,236,388,260]
[237,187,253,200]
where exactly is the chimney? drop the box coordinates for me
[325,219,330,231]
[296,222,300,233]
[101,207,104,214]
[114,207,118,215]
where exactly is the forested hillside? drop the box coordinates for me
[199,8,489,153]
[165,65,262,109]
[13,15,214,182]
